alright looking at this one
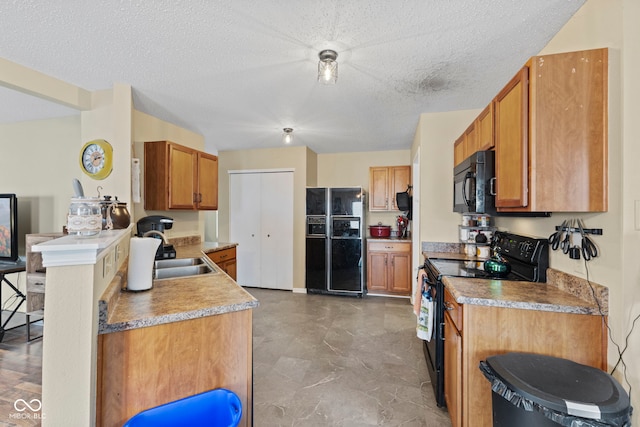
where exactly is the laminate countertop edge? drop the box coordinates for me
[98,242,257,334]
[423,251,607,316]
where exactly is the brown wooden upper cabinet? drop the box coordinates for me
[453,48,608,213]
[453,135,465,167]
[369,166,411,211]
[476,103,494,152]
[494,66,530,209]
[144,140,219,210]
[495,48,608,213]
[453,113,485,167]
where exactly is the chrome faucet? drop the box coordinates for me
[142,230,169,245]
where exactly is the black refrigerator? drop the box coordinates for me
[305,187,365,296]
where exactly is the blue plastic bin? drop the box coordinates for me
[122,388,242,427]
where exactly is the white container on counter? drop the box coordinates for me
[126,237,162,292]
[465,244,476,256]
[477,246,491,258]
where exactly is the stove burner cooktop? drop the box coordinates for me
[427,258,526,281]
[427,231,550,283]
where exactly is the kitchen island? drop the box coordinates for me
[97,242,257,427]
[423,251,608,427]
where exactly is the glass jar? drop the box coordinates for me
[67,197,102,237]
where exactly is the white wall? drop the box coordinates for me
[412,109,480,243]
[0,115,80,309]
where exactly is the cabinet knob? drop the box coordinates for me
[444,302,454,311]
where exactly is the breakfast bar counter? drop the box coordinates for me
[98,243,257,334]
[97,241,255,427]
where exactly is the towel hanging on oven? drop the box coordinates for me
[414,269,433,341]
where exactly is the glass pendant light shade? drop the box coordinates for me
[318,50,338,84]
[283,128,293,144]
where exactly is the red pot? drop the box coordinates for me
[369,224,391,237]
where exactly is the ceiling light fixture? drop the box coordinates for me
[283,128,294,144]
[318,49,338,85]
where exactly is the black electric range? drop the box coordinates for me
[422,231,549,408]
[426,258,527,281]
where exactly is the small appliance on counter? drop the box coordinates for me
[136,215,176,260]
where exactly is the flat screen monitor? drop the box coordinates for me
[0,194,19,262]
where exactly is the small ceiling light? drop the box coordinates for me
[283,128,294,144]
[318,49,338,85]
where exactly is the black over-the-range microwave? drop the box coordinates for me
[453,150,496,214]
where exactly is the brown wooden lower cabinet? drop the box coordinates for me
[366,240,411,296]
[97,309,252,427]
[443,286,607,427]
[207,246,237,280]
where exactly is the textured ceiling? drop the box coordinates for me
[0,1,585,153]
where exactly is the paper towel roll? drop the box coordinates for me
[127,237,161,291]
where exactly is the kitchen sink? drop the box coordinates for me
[153,257,216,280]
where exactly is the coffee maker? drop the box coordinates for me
[136,215,177,260]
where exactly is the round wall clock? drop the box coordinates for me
[79,139,113,180]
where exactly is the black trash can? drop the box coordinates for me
[479,352,632,427]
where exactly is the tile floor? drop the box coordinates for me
[248,288,451,427]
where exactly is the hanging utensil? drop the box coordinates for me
[548,220,566,251]
[578,219,598,261]
[560,219,572,255]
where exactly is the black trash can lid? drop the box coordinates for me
[484,353,630,421]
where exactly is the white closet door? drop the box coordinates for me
[230,173,261,287]
[260,172,293,290]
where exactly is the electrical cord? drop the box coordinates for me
[583,256,638,401]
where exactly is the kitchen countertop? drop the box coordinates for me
[202,241,238,252]
[367,236,412,242]
[98,242,257,334]
[442,276,602,315]
[422,251,606,316]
